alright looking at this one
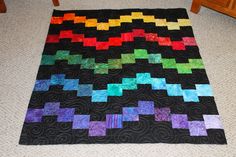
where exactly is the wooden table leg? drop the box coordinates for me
[191,0,202,13]
[52,0,60,6]
[0,0,7,13]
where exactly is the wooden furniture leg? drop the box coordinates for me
[191,0,202,13]
[52,0,60,6]
[0,0,7,13]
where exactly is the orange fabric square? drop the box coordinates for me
[51,17,63,24]
[74,16,86,23]
[63,13,76,21]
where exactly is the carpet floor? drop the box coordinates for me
[0,0,236,157]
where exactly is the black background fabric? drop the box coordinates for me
[19,9,227,145]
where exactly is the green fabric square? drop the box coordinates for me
[121,54,135,64]
[68,55,82,64]
[81,58,95,69]
[107,84,123,96]
[176,64,192,74]
[134,49,148,59]
[189,59,204,69]
[94,63,108,74]
[148,54,162,63]
[136,73,152,84]
[108,59,122,69]
[55,50,70,60]
[41,55,55,65]
[161,59,176,68]
[122,78,137,90]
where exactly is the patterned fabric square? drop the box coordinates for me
[20,9,226,145]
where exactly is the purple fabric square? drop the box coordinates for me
[72,115,90,129]
[155,107,171,121]
[122,107,139,121]
[25,109,43,123]
[171,114,189,129]
[203,115,223,129]
[57,108,75,122]
[43,102,60,115]
[138,101,155,115]
[89,121,106,136]
[189,121,207,136]
[106,114,123,128]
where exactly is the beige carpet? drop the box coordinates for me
[0,0,236,156]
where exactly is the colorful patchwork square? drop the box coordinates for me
[72,115,90,129]
[123,107,139,121]
[89,121,106,136]
[106,114,123,128]
[203,115,223,129]
[171,114,189,129]
[155,107,171,121]
[77,84,93,96]
[138,101,155,115]
[43,102,60,115]
[107,84,123,96]
[57,108,75,122]
[25,109,43,123]
[188,121,207,136]
[92,90,108,102]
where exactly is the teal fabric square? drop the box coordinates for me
[196,84,213,96]
[136,73,152,84]
[183,90,199,102]
[92,90,108,102]
[166,84,183,96]
[107,84,123,96]
[77,84,93,96]
[122,78,137,90]
[151,78,166,90]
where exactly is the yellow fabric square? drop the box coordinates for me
[155,19,167,26]
[143,16,155,22]
[85,19,97,27]
[120,16,132,23]
[97,23,109,30]
[108,19,121,27]
[178,19,191,26]
[167,22,180,30]
[131,12,144,19]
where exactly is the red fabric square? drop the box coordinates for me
[145,33,158,42]
[96,42,109,50]
[158,37,172,46]
[46,35,59,43]
[172,41,186,50]
[121,33,133,42]
[83,38,97,47]
[182,37,197,46]
[59,30,73,39]
[132,29,145,37]
[51,17,63,24]
[72,34,84,42]
[109,37,122,46]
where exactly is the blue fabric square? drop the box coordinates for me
[166,84,183,96]
[77,84,93,96]
[63,79,79,91]
[50,74,65,85]
[57,108,75,122]
[123,107,139,121]
[92,90,108,102]
[43,102,60,115]
[136,73,152,84]
[151,78,167,90]
[138,101,155,115]
[183,90,199,102]
[72,115,90,129]
[34,80,50,91]
[196,84,213,96]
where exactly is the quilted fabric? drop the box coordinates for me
[19,9,227,145]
